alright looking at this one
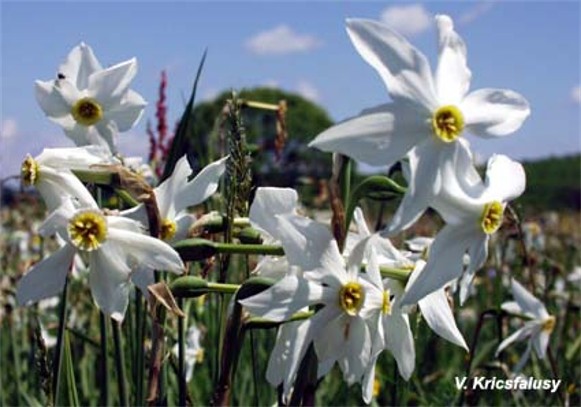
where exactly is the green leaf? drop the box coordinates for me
[346,175,406,230]
[161,49,208,182]
[59,331,80,407]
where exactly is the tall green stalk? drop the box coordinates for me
[99,311,110,406]
[112,319,129,406]
[52,275,70,405]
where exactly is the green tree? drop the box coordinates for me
[188,87,334,190]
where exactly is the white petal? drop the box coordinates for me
[418,286,468,350]
[510,279,548,319]
[103,89,146,132]
[308,103,428,167]
[174,156,228,214]
[131,265,155,298]
[385,139,445,234]
[384,312,415,380]
[88,58,138,106]
[249,187,299,239]
[346,235,370,280]
[500,301,523,315]
[513,341,533,373]
[362,353,379,404]
[314,313,349,370]
[54,79,83,106]
[118,205,149,232]
[277,215,345,281]
[401,224,477,306]
[89,243,132,321]
[405,236,433,252]
[462,88,530,137]
[339,316,371,384]
[435,15,471,105]
[265,321,304,387]
[93,121,119,154]
[495,322,537,356]
[58,42,103,89]
[107,228,184,274]
[281,306,337,398]
[16,244,76,305]
[37,199,75,238]
[533,329,550,359]
[155,155,227,218]
[238,275,325,321]
[108,214,146,234]
[38,167,97,211]
[345,19,438,110]
[458,234,489,305]
[352,207,370,237]
[171,212,195,243]
[35,80,72,120]
[36,145,115,169]
[430,139,484,225]
[482,154,526,203]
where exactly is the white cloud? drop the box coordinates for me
[571,85,581,104]
[458,2,495,25]
[245,25,322,55]
[295,80,320,102]
[262,79,279,88]
[380,4,432,36]
[1,118,18,140]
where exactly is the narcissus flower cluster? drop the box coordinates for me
[17,43,227,321]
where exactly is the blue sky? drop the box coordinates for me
[1,1,580,178]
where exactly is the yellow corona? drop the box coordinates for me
[431,105,464,142]
[71,97,103,126]
[68,210,108,251]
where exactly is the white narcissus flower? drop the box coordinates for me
[172,324,204,382]
[401,149,526,306]
[310,16,530,234]
[21,146,117,212]
[239,211,372,397]
[350,209,468,352]
[496,279,555,372]
[123,155,227,294]
[16,197,184,321]
[35,42,146,153]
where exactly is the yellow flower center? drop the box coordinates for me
[382,289,392,315]
[339,281,365,316]
[373,378,381,398]
[195,348,205,363]
[21,155,40,186]
[68,210,108,251]
[71,97,103,126]
[160,218,177,241]
[542,316,556,333]
[431,105,464,143]
[480,201,504,234]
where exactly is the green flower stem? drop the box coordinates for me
[10,315,22,405]
[244,311,315,329]
[111,319,129,407]
[171,276,240,298]
[215,242,283,255]
[177,297,186,407]
[173,238,284,261]
[52,274,70,405]
[194,215,251,233]
[379,266,412,283]
[134,293,146,407]
[340,156,352,215]
[98,312,110,407]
